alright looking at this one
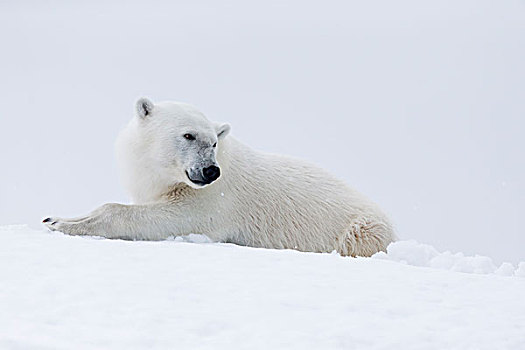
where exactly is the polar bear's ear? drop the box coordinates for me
[216,123,231,139]
[136,97,155,119]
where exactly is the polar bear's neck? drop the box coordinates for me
[115,119,178,204]
[125,162,179,204]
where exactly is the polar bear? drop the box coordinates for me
[43,98,395,257]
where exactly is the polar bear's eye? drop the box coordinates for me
[184,133,196,141]
[213,142,217,148]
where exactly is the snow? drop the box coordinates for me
[516,262,525,278]
[496,262,517,277]
[372,240,525,277]
[1,225,524,349]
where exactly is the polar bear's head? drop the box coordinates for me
[116,98,231,201]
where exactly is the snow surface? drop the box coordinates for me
[1,225,524,349]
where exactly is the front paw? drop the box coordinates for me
[42,217,60,231]
[42,217,89,236]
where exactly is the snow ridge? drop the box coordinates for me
[1,225,525,349]
[373,240,525,277]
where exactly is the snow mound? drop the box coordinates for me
[2,225,525,350]
[373,240,524,277]
[516,262,525,277]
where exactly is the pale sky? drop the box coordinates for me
[1,0,524,263]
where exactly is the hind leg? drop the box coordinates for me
[337,217,394,257]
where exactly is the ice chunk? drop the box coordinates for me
[495,262,515,276]
[515,262,525,277]
[382,240,439,266]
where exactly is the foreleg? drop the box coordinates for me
[43,203,192,240]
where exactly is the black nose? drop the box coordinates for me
[202,165,220,183]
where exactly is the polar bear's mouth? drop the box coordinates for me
[185,166,221,187]
[185,170,206,186]
[186,172,207,186]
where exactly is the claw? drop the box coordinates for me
[42,217,58,231]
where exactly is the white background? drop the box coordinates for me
[1,0,524,264]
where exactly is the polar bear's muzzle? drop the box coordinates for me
[186,165,221,187]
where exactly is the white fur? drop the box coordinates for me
[44,99,395,257]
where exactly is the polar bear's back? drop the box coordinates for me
[219,138,394,256]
